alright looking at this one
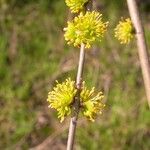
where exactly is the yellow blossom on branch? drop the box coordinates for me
[64,11,108,48]
[47,78,105,122]
[47,78,77,122]
[114,18,134,44]
[65,0,88,13]
[80,83,105,121]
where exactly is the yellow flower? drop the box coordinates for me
[47,78,77,122]
[114,18,134,44]
[47,78,105,122]
[64,11,108,48]
[65,0,88,13]
[80,83,105,121]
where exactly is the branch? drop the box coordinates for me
[127,0,150,107]
[67,43,85,150]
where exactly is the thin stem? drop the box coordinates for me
[76,44,86,87]
[67,43,85,150]
[127,0,150,107]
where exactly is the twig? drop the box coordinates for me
[67,43,85,150]
[127,0,150,107]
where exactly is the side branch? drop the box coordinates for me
[127,0,150,107]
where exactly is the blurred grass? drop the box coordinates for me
[0,0,150,149]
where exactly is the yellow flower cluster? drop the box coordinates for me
[114,18,134,44]
[47,78,105,122]
[65,0,88,13]
[64,11,108,48]
[47,78,77,122]
[80,83,105,121]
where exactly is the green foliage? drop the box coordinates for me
[0,0,150,149]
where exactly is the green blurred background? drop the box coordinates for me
[0,0,150,149]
